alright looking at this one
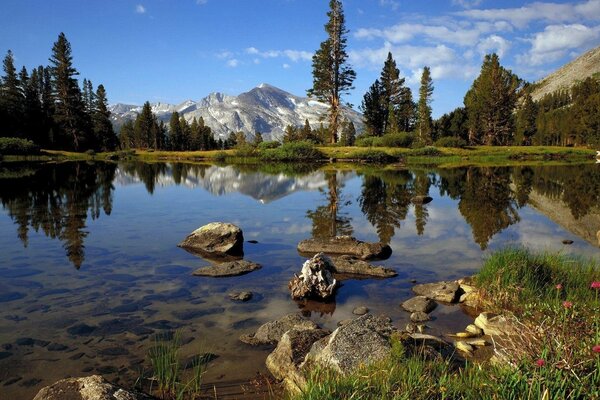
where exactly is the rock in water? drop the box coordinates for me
[401,296,437,313]
[297,236,392,260]
[192,260,261,277]
[288,253,338,300]
[33,375,153,400]
[331,255,397,278]
[239,314,319,346]
[228,291,253,301]
[412,281,461,303]
[178,222,244,257]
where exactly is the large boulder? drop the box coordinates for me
[266,328,331,393]
[240,314,319,346]
[178,222,244,257]
[331,255,397,278]
[412,281,461,303]
[474,312,517,337]
[192,260,261,277]
[401,296,437,313]
[289,253,338,300]
[303,314,396,374]
[33,375,153,400]
[297,236,392,260]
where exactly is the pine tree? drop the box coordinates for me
[0,50,24,137]
[49,33,87,150]
[380,52,405,135]
[308,0,356,143]
[398,87,416,132]
[515,92,537,146]
[134,101,154,148]
[119,120,134,149]
[300,119,312,141]
[464,54,521,145]
[179,117,192,150]
[93,84,117,151]
[340,119,356,146]
[254,131,263,146]
[22,67,44,143]
[169,112,182,150]
[39,66,55,146]
[283,124,298,143]
[417,66,434,144]
[360,79,385,137]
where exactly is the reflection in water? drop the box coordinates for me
[306,172,354,239]
[0,162,116,268]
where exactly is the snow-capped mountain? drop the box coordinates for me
[109,83,363,141]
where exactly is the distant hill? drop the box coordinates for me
[531,46,600,101]
[109,84,363,141]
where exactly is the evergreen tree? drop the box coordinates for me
[464,54,521,145]
[49,33,87,150]
[308,0,356,143]
[380,52,405,135]
[360,79,385,136]
[398,87,416,132]
[190,117,200,150]
[515,92,537,145]
[22,67,44,144]
[283,124,299,143]
[0,50,24,137]
[417,66,434,144]
[300,119,312,141]
[254,131,263,146]
[119,120,134,149]
[179,117,192,150]
[339,119,356,146]
[39,66,55,146]
[134,101,154,148]
[93,84,117,151]
[169,112,182,150]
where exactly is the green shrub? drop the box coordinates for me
[257,140,281,150]
[355,136,385,147]
[381,132,414,148]
[353,149,400,164]
[234,143,259,158]
[260,141,324,161]
[213,151,228,162]
[435,136,467,148]
[410,146,442,156]
[0,137,40,155]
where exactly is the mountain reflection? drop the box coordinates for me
[1,162,599,269]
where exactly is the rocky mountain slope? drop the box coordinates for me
[109,84,363,141]
[531,45,600,101]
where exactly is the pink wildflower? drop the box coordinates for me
[555,284,563,290]
[562,301,573,308]
[535,359,545,367]
[593,345,600,354]
[591,281,600,289]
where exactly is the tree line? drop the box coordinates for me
[0,33,118,151]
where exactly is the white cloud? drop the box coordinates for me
[379,0,400,11]
[349,43,457,70]
[226,59,239,68]
[452,0,483,9]
[458,0,600,28]
[477,35,511,58]
[135,4,146,14]
[283,63,291,69]
[244,47,312,62]
[518,24,600,65]
[216,50,233,59]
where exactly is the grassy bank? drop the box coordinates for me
[294,248,600,400]
[1,145,595,167]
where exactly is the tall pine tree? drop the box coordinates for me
[360,79,385,137]
[308,0,355,143]
[0,50,24,137]
[93,84,117,151]
[417,66,434,144]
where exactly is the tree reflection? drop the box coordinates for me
[306,171,353,239]
[0,162,116,269]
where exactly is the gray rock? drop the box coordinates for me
[352,306,369,316]
[297,236,392,260]
[410,312,430,323]
[562,239,574,245]
[178,222,243,256]
[228,291,253,301]
[288,253,338,300]
[412,281,461,303]
[33,375,153,400]
[266,328,331,393]
[331,255,397,278]
[192,260,261,277]
[401,296,437,313]
[474,312,517,336]
[304,314,396,374]
[411,195,433,205]
[240,314,319,346]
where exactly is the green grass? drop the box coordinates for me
[294,248,600,400]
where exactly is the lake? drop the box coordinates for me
[1,161,599,399]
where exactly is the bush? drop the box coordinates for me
[0,137,40,155]
[260,141,324,161]
[355,136,385,147]
[410,146,442,156]
[435,136,467,148]
[353,149,400,164]
[213,151,228,162]
[381,132,414,148]
[235,144,259,158]
[257,140,281,150]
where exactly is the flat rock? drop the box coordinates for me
[410,312,430,323]
[297,236,392,260]
[240,314,319,346]
[178,222,244,257]
[33,375,153,400]
[411,195,433,205]
[304,314,396,374]
[228,291,253,301]
[562,239,574,245]
[412,281,461,303]
[331,255,397,277]
[266,328,331,393]
[474,312,517,336]
[352,306,369,316]
[401,296,437,313]
[193,260,261,277]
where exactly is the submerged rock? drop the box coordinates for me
[288,253,338,300]
[352,306,369,316]
[410,311,430,323]
[412,281,461,303]
[178,222,244,257]
[192,260,261,277]
[239,314,319,346]
[401,296,437,313]
[297,236,392,260]
[331,255,397,278]
[228,291,253,301]
[33,375,153,400]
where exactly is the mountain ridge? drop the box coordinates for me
[109,83,363,141]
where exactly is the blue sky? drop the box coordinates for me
[1,0,599,117]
